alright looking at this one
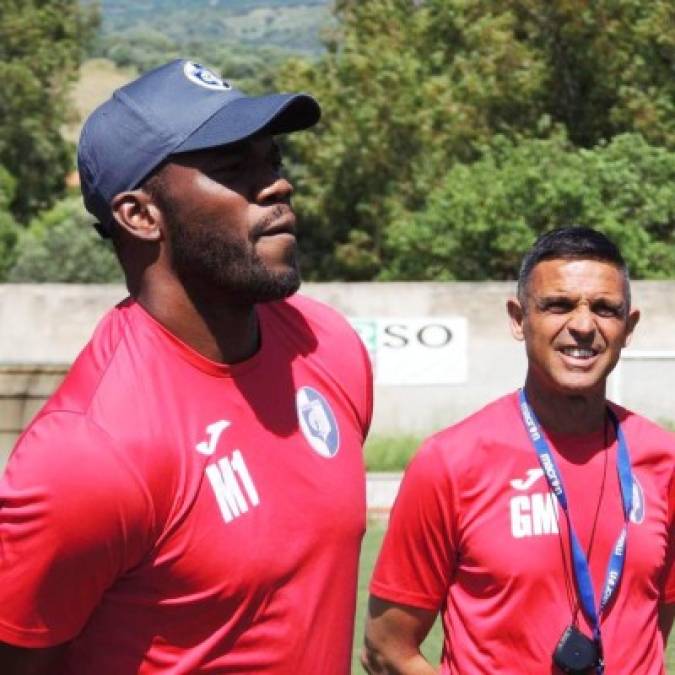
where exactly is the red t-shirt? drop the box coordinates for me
[0,295,372,674]
[371,392,674,674]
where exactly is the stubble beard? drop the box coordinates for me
[166,212,301,305]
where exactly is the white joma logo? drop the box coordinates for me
[196,419,230,456]
[510,468,544,491]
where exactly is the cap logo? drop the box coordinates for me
[183,61,231,91]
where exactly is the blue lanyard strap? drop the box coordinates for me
[517,390,633,656]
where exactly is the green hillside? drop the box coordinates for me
[93,0,333,56]
[69,0,335,141]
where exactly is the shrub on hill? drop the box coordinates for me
[9,197,122,283]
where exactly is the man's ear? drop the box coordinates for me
[507,296,526,341]
[623,307,641,347]
[110,190,164,242]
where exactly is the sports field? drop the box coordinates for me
[352,520,675,674]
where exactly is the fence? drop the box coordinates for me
[2,282,675,466]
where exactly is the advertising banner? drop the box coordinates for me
[349,317,468,385]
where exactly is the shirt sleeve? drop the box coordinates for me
[0,411,155,647]
[369,436,457,610]
[661,469,675,604]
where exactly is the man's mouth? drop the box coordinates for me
[559,346,598,359]
[255,209,297,239]
[262,222,296,238]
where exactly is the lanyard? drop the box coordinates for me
[517,389,633,666]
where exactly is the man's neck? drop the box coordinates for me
[523,376,608,436]
[135,272,261,365]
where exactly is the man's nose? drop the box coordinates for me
[567,305,596,336]
[258,176,293,205]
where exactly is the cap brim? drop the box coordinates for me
[174,93,320,154]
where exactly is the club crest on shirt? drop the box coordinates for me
[630,476,645,524]
[296,386,340,458]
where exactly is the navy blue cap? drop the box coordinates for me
[77,59,321,237]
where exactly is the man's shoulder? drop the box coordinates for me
[413,392,521,470]
[43,298,144,418]
[261,293,372,430]
[6,408,131,494]
[613,403,675,460]
[431,392,520,445]
[7,299,171,518]
[15,406,107,447]
[261,293,363,354]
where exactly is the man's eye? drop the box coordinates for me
[209,162,243,178]
[543,301,572,313]
[219,162,243,172]
[594,304,622,318]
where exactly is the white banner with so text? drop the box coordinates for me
[349,317,468,386]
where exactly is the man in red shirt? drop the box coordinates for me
[0,60,372,674]
[363,227,674,674]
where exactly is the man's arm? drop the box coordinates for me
[659,603,675,645]
[0,642,68,675]
[361,596,439,674]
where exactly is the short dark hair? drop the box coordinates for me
[517,226,631,308]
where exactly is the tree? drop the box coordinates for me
[383,132,675,280]
[0,164,19,280]
[9,196,122,283]
[278,0,545,279]
[276,0,675,280]
[0,0,99,221]
[503,0,675,148]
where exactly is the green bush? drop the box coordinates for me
[0,165,20,281]
[9,197,122,283]
[383,132,675,280]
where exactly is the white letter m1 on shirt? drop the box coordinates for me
[206,450,260,523]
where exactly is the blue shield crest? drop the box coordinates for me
[296,386,340,458]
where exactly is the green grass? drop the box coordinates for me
[353,520,443,673]
[364,435,423,472]
[353,521,675,673]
